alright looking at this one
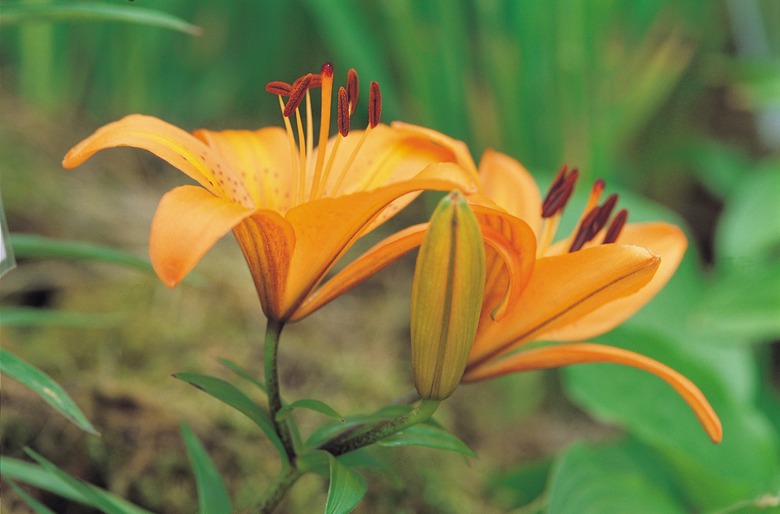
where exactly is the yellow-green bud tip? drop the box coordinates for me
[410,190,486,400]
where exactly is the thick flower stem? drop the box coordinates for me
[319,399,440,456]
[264,318,296,464]
[255,464,304,514]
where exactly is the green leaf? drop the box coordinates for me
[6,479,57,514]
[21,449,153,514]
[276,399,344,423]
[181,423,232,514]
[0,1,202,35]
[218,357,266,392]
[690,263,780,343]
[10,234,154,272]
[715,165,780,262]
[325,453,367,514]
[376,422,476,458]
[547,440,686,514]
[0,349,98,434]
[0,307,122,329]
[173,372,286,460]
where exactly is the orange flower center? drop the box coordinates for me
[264,63,383,204]
[537,165,628,256]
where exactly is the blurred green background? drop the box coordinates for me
[1,0,779,512]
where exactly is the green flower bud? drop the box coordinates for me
[411,190,486,400]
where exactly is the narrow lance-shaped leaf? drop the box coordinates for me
[1,349,98,434]
[181,424,232,514]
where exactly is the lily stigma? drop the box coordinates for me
[63,63,476,322]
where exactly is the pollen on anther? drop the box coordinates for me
[368,81,382,128]
[283,74,312,117]
[337,86,350,137]
[265,81,292,96]
[347,68,359,115]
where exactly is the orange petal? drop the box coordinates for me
[232,211,296,321]
[477,150,543,235]
[470,244,660,366]
[462,342,722,443]
[282,162,477,317]
[389,121,480,180]
[291,224,427,321]
[150,185,254,287]
[194,127,294,212]
[63,115,222,194]
[539,223,687,341]
[471,203,537,321]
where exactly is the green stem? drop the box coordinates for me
[255,465,304,514]
[264,318,296,464]
[319,399,440,456]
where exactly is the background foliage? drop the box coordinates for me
[1,0,779,512]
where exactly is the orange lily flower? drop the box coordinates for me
[315,124,721,442]
[62,64,477,321]
[461,150,722,443]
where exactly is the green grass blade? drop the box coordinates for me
[0,349,98,434]
[0,1,202,36]
[6,479,57,514]
[0,307,122,329]
[10,233,153,272]
[181,423,232,514]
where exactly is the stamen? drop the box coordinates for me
[337,86,350,137]
[603,209,628,244]
[568,194,620,252]
[541,166,578,218]
[310,63,334,199]
[283,74,312,117]
[368,81,382,128]
[265,81,292,96]
[569,207,600,252]
[593,193,618,231]
[347,69,359,115]
[278,95,301,204]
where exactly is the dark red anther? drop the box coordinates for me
[347,69,359,115]
[283,73,312,117]
[368,81,381,127]
[337,86,350,137]
[321,62,334,78]
[603,209,628,244]
[265,81,292,96]
[592,193,618,232]
[542,166,579,218]
[569,206,599,252]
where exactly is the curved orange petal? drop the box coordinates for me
[232,211,296,321]
[477,150,543,235]
[539,223,687,341]
[194,127,294,212]
[63,115,222,194]
[469,244,660,367]
[389,121,480,180]
[292,224,428,321]
[471,203,537,321]
[283,162,476,318]
[150,185,254,287]
[462,342,722,443]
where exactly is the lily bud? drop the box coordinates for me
[411,190,486,400]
